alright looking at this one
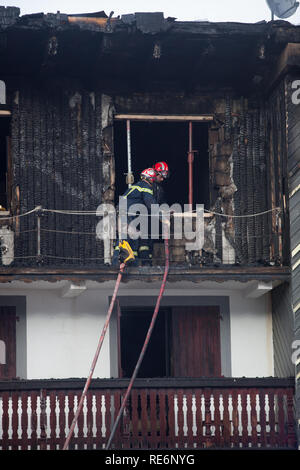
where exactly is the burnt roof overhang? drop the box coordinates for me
[1,9,300,93]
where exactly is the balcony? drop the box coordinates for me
[0,377,296,450]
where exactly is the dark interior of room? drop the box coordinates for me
[114,120,210,210]
[120,307,170,378]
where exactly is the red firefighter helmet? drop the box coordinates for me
[153,161,169,179]
[140,167,157,183]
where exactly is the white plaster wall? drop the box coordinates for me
[25,289,111,379]
[0,281,274,379]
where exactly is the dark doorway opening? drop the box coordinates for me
[120,307,170,378]
[118,305,221,379]
[0,117,11,210]
[114,120,210,209]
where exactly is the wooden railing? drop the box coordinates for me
[0,378,296,450]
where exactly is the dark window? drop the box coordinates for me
[114,120,209,209]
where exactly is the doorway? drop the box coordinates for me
[114,120,210,209]
[118,305,221,378]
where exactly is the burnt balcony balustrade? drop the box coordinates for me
[0,207,288,269]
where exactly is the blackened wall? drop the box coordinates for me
[8,83,104,266]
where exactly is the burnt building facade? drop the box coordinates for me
[0,7,299,450]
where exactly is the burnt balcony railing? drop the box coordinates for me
[0,377,296,450]
[0,207,287,268]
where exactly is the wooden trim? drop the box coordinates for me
[0,377,295,391]
[0,111,11,116]
[114,114,214,122]
[0,265,290,284]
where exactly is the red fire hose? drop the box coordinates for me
[63,263,126,450]
[63,227,169,450]
[106,233,170,449]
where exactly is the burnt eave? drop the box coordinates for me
[1,13,300,92]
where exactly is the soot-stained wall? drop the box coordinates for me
[8,83,105,266]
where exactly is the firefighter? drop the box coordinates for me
[152,161,169,204]
[112,168,159,266]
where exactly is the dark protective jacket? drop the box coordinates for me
[153,182,166,205]
[120,180,158,212]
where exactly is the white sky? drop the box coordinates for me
[2,0,300,24]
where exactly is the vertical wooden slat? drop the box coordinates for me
[149,390,157,449]
[95,390,102,448]
[67,391,75,449]
[177,390,184,449]
[30,392,38,450]
[240,390,249,448]
[58,391,66,450]
[195,390,204,448]
[49,391,56,450]
[39,389,47,450]
[76,392,84,450]
[86,390,94,450]
[203,389,212,448]
[112,390,122,450]
[140,390,149,449]
[131,389,139,449]
[277,390,286,448]
[258,390,267,448]
[268,390,276,448]
[186,390,194,449]
[2,392,9,450]
[104,391,112,449]
[231,390,239,448]
[21,392,29,450]
[222,390,231,448]
[213,389,221,448]
[11,391,19,450]
[168,391,176,450]
[158,390,167,449]
[250,390,258,448]
[286,388,296,448]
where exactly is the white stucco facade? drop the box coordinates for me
[0,279,275,379]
